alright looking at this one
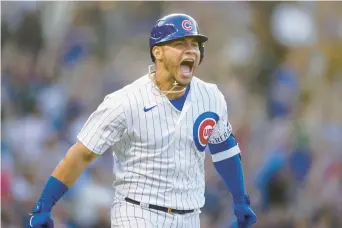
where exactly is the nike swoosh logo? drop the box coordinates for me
[144,105,157,112]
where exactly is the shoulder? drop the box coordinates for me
[103,74,150,105]
[191,76,224,98]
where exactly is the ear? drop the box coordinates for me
[152,46,162,61]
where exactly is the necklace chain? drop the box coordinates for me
[149,73,186,96]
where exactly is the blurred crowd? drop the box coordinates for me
[1,2,342,228]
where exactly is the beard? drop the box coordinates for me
[171,76,188,87]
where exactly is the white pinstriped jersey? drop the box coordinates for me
[77,74,240,210]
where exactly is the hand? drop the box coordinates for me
[234,195,257,228]
[27,202,54,228]
[28,212,54,228]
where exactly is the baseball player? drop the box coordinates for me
[28,13,257,228]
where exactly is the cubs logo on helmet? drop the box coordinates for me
[193,112,219,152]
[181,20,192,31]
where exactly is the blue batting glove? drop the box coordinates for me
[28,212,54,228]
[233,195,257,228]
[27,202,54,228]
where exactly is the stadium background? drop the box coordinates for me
[1,1,342,228]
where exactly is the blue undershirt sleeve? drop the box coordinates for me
[208,133,246,204]
[212,153,247,204]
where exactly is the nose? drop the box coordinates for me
[184,49,196,55]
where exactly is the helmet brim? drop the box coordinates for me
[155,32,208,46]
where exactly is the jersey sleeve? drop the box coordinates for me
[207,89,240,162]
[77,94,126,155]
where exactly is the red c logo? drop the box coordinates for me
[182,20,192,31]
[198,118,216,146]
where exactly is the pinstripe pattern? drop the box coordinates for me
[77,74,240,227]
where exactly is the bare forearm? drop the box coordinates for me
[27,142,98,217]
[51,142,98,187]
[51,158,87,187]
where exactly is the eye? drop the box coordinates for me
[191,42,199,49]
[174,41,184,47]
[192,42,199,49]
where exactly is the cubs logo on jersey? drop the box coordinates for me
[193,112,219,152]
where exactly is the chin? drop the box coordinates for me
[176,76,192,86]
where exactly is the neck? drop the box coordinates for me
[153,67,187,100]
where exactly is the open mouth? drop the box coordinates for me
[180,59,195,77]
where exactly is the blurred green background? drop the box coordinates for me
[1,1,342,228]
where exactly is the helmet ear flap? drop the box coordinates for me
[199,42,205,64]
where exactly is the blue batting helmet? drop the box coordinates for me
[149,13,208,64]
